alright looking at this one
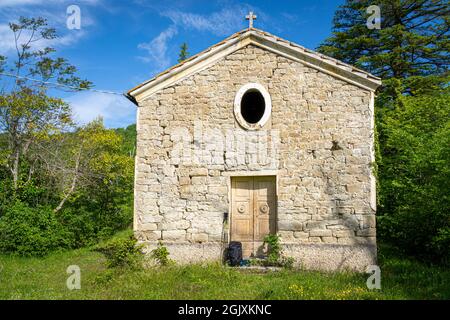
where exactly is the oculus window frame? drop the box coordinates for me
[234,83,272,130]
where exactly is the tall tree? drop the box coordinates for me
[317,0,449,95]
[178,43,190,63]
[0,17,92,190]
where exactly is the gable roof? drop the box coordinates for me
[126,28,382,104]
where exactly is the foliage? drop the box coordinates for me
[52,119,135,214]
[95,234,143,269]
[377,93,450,263]
[115,124,137,157]
[0,116,134,255]
[0,17,135,261]
[150,241,174,266]
[317,0,449,94]
[0,201,72,256]
[4,16,91,91]
[264,234,282,264]
[0,242,449,299]
[0,17,91,191]
[0,90,73,191]
[178,43,189,63]
[263,234,295,269]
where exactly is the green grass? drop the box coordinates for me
[0,232,448,300]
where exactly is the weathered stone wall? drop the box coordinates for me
[134,44,376,271]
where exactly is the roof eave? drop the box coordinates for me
[128,28,382,104]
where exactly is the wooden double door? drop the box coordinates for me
[231,176,277,258]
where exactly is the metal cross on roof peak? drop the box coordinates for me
[246,11,257,28]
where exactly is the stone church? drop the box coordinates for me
[127,21,381,271]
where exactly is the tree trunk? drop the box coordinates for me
[54,148,82,213]
[11,149,20,190]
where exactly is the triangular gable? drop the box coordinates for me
[127,28,381,104]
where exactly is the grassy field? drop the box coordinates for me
[0,232,449,300]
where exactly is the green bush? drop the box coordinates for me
[58,204,132,248]
[95,235,143,268]
[264,234,282,265]
[150,241,173,266]
[377,93,450,264]
[263,234,295,269]
[0,201,73,256]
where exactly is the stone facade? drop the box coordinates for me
[132,41,378,271]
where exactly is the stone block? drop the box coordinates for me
[191,233,209,243]
[293,231,309,239]
[162,230,187,241]
[305,221,327,230]
[278,231,295,241]
[192,176,207,185]
[140,223,158,231]
[333,230,355,238]
[321,236,337,243]
[309,229,332,237]
[208,186,228,195]
[278,220,303,231]
[162,220,190,230]
[309,237,322,243]
[189,168,208,176]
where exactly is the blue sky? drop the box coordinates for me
[0,0,344,128]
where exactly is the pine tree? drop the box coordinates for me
[178,43,189,63]
[317,0,449,95]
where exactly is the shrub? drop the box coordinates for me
[431,227,450,265]
[0,201,72,256]
[264,234,282,265]
[58,202,133,249]
[377,93,450,264]
[95,235,143,268]
[150,241,173,266]
[263,234,295,269]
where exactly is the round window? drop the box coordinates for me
[234,83,271,130]
[241,90,265,124]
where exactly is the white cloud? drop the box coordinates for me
[162,6,250,36]
[135,5,252,72]
[137,25,178,70]
[66,91,136,128]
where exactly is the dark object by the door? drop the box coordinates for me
[228,241,243,266]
